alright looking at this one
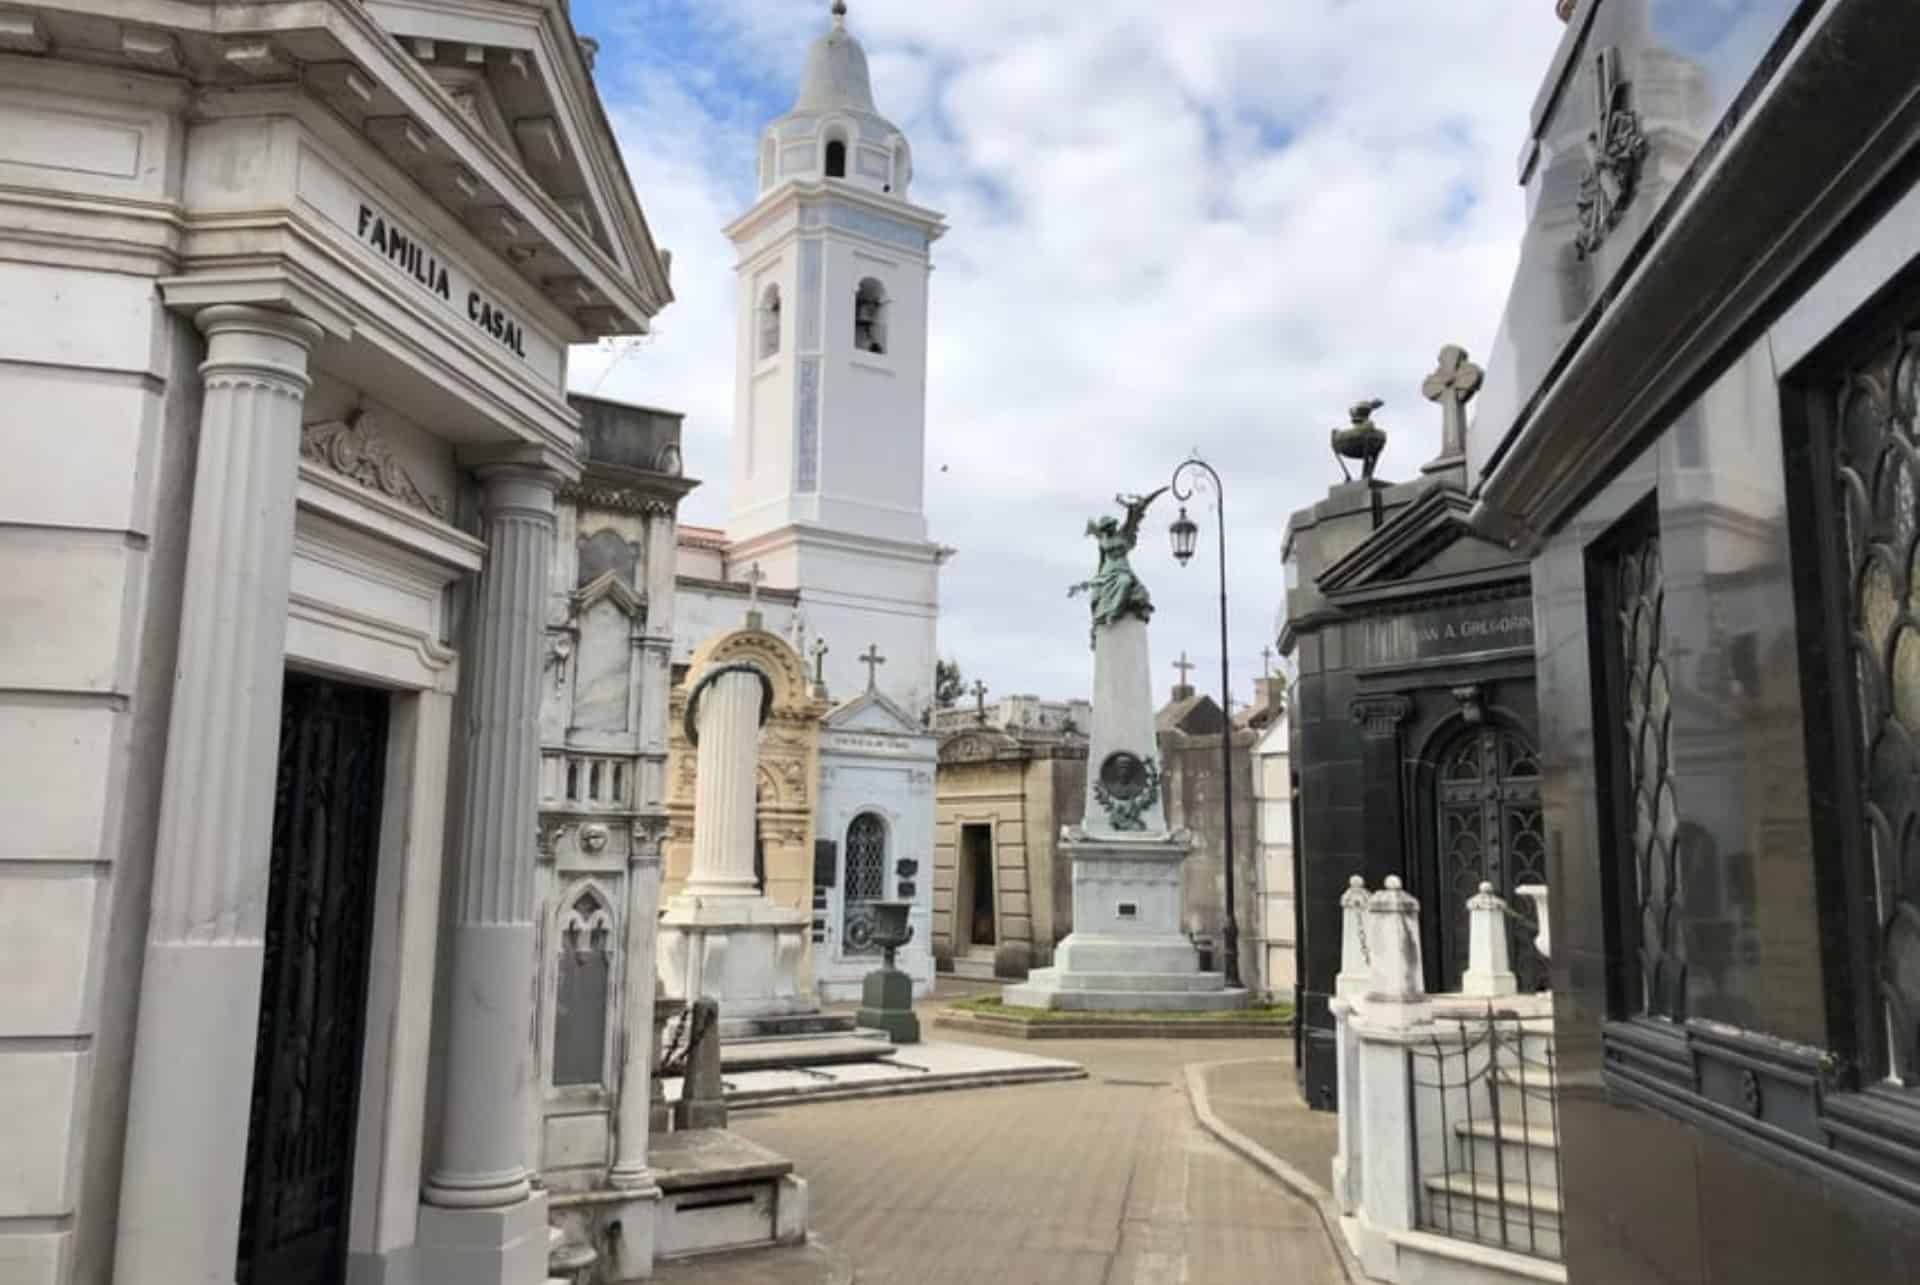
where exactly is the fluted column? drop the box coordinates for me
[114,304,322,1284]
[424,464,557,1211]
[683,666,765,895]
[609,825,664,1191]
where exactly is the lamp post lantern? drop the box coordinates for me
[1167,456,1241,989]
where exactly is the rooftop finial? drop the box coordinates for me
[832,0,847,28]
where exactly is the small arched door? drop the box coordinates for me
[841,811,888,955]
[1434,724,1546,988]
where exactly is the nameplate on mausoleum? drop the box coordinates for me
[1362,599,1535,667]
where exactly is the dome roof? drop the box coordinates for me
[793,2,879,116]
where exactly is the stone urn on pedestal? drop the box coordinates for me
[855,900,920,1044]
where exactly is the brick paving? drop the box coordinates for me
[656,999,1345,1285]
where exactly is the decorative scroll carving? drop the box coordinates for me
[300,412,448,518]
[1573,46,1649,261]
[1349,695,1412,739]
[556,482,676,516]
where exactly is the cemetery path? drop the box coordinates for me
[659,1018,1345,1285]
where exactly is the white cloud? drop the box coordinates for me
[572,1,1565,704]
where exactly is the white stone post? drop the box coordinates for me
[1329,875,1369,1214]
[419,461,558,1284]
[1515,883,1551,961]
[683,665,766,896]
[1353,876,1432,1276]
[610,832,664,1190]
[113,305,322,1285]
[1460,881,1519,998]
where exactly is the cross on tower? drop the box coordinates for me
[1173,651,1196,688]
[859,643,886,691]
[1260,645,1274,678]
[810,637,829,686]
[970,679,989,722]
[1421,344,1484,461]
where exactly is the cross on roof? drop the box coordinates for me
[809,637,829,685]
[1260,645,1274,677]
[859,643,886,690]
[740,562,767,613]
[970,679,989,721]
[1173,651,1196,686]
[1421,344,1484,459]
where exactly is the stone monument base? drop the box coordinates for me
[657,892,814,1023]
[1003,829,1249,1013]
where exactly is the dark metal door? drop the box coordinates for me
[1435,726,1546,989]
[237,672,389,1285]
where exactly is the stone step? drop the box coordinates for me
[718,1033,895,1072]
[651,1128,804,1262]
[1050,971,1230,993]
[1422,1172,1564,1261]
[950,953,998,981]
[1453,1120,1561,1191]
[1000,982,1252,1013]
[716,1011,860,1041]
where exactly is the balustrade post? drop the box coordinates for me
[1461,881,1519,997]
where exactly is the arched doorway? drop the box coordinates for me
[1433,723,1546,989]
[842,811,888,955]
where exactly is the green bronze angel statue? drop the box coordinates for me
[1068,487,1168,646]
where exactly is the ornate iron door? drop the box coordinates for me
[1435,726,1546,988]
[841,812,887,955]
[237,673,389,1285]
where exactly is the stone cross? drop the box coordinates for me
[1421,344,1483,461]
[859,643,886,691]
[810,637,829,686]
[1173,651,1195,687]
[1260,645,1274,678]
[970,679,989,722]
[740,562,766,614]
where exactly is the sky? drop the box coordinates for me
[566,0,1566,709]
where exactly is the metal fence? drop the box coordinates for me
[1408,1007,1563,1261]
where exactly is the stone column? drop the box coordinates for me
[682,665,766,895]
[610,827,664,1189]
[419,461,557,1283]
[113,305,322,1284]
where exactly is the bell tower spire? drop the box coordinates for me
[715,3,949,715]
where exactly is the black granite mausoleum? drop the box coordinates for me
[1281,396,1539,1111]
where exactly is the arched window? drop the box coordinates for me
[758,284,782,359]
[854,278,888,356]
[842,811,887,954]
[825,137,847,179]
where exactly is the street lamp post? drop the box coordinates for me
[1168,456,1241,990]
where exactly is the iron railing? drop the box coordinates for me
[1408,1007,1564,1261]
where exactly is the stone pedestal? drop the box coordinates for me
[657,658,813,1020]
[856,967,920,1043]
[1004,830,1248,1011]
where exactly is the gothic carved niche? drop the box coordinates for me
[1573,46,1649,261]
[552,885,615,1089]
[300,411,448,519]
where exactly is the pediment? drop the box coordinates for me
[1317,484,1512,596]
[826,688,924,736]
[569,569,646,622]
[938,729,1025,765]
[336,0,672,331]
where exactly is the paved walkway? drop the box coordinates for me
[656,997,1346,1285]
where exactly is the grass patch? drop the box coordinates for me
[948,994,1294,1025]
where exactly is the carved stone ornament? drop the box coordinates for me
[579,823,610,853]
[557,481,677,517]
[1350,695,1412,739]
[1451,684,1485,725]
[1573,46,1649,261]
[301,411,448,519]
[1092,754,1162,831]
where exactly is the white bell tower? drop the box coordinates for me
[722,0,948,716]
